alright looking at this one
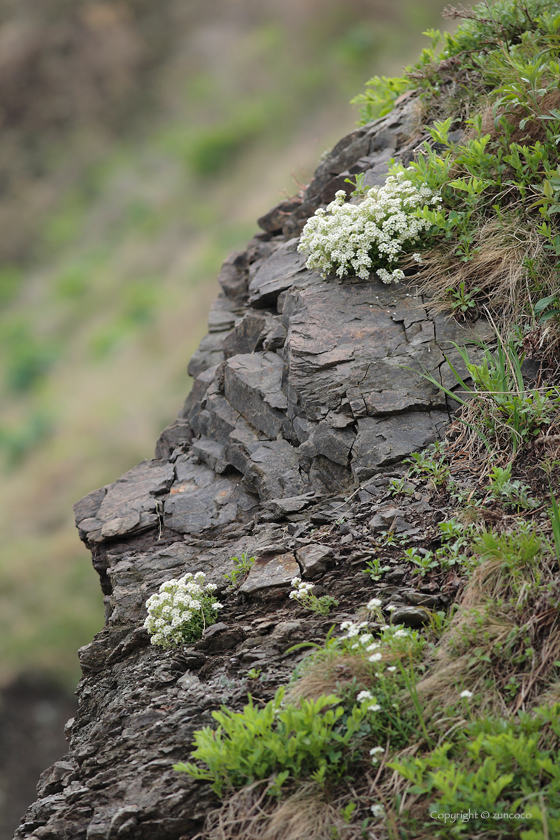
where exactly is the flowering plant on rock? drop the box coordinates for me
[298,170,440,282]
[289,576,338,615]
[144,571,222,647]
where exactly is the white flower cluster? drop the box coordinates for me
[356,689,381,712]
[143,571,222,648]
[340,620,383,662]
[298,171,439,283]
[289,577,314,603]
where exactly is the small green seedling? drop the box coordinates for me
[224,552,255,588]
[364,558,391,581]
[246,667,262,680]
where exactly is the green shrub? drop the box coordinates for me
[176,687,369,796]
[391,705,560,838]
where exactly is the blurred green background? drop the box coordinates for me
[0,0,450,692]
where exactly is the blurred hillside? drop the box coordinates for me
[0,0,448,691]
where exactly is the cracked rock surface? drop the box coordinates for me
[14,98,491,840]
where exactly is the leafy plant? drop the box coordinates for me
[447,281,481,316]
[403,547,439,577]
[405,443,450,485]
[391,706,560,838]
[344,172,370,197]
[246,667,262,681]
[473,527,543,581]
[224,552,255,589]
[350,75,411,124]
[176,687,369,796]
[487,463,539,510]
[389,476,415,496]
[363,558,391,581]
[549,493,560,559]
[534,292,560,323]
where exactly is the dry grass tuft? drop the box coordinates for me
[417,552,560,715]
[200,781,366,840]
[286,651,398,703]
[287,653,372,702]
[416,604,516,716]
[411,216,556,325]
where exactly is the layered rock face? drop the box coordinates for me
[14,99,490,840]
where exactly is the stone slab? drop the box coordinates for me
[239,553,299,594]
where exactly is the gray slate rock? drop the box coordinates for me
[352,411,449,481]
[224,352,287,438]
[194,623,246,653]
[242,440,310,500]
[390,605,430,627]
[296,544,334,578]
[76,460,174,544]
[248,239,307,307]
[164,456,256,534]
[239,553,299,594]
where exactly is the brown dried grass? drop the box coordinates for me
[416,549,560,715]
[286,651,400,703]
[199,781,368,840]
[411,216,556,325]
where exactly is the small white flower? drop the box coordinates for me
[371,803,385,818]
[370,747,384,755]
[387,666,397,673]
[369,653,382,662]
[368,703,381,712]
[291,577,302,587]
[386,605,397,612]
[460,690,473,699]
[357,690,373,702]
[367,598,382,609]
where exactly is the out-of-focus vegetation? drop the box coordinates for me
[0,0,448,689]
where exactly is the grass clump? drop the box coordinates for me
[391,706,560,838]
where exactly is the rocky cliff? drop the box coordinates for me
[13,96,492,840]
